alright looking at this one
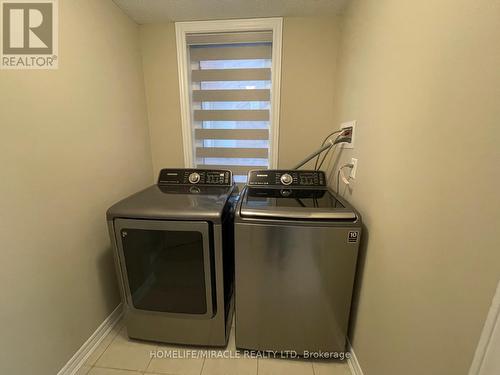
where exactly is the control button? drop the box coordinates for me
[280,173,293,185]
[188,172,201,184]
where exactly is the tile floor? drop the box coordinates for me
[78,319,351,375]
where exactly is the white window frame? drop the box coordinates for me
[175,18,283,169]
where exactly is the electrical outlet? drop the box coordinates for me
[340,121,356,149]
[350,158,358,179]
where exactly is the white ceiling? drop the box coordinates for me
[113,0,349,24]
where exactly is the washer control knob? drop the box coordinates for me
[280,173,293,185]
[188,172,201,184]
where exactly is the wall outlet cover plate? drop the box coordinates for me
[340,120,356,149]
[350,158,358,179]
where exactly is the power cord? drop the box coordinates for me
[292,127,353,170]
[314,130,351,171]
[336,163,354,194]
[314,129,344,170]
[317,137,338,170]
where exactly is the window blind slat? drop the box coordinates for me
[196,147,268,158]
[187,31,273,45]
[194,110,269,121]
[190,45,272,61]
[191,68,271,82]
[195,129,269,140]
[197,165,267,175]
[192,89,270,102]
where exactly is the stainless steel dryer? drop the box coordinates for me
[234,170,362,355]
[107,168,237,346]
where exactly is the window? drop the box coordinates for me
[176,19,282,182]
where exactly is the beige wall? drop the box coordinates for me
[140,23,185,176]
[140,17,341,175]
[330,1,500,374]
[0,1,152,374]
[279,17,340,168]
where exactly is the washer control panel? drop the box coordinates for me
[247,170,326,187]
[158,169,232,186]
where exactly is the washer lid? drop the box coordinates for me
[239,187,357,221]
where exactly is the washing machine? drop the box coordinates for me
[234,169,362,355]
[107,168,237,346]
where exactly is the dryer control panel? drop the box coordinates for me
[158,169,232,186]
[247,170,326,187]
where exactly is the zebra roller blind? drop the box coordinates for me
[187,31,274,182]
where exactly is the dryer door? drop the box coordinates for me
[114,219,214,318]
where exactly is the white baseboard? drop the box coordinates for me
[347,338,364,375]
[57,303,123,375]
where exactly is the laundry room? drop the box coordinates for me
[0,1,499,375]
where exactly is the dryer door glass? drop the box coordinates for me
[115,220,213,317]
